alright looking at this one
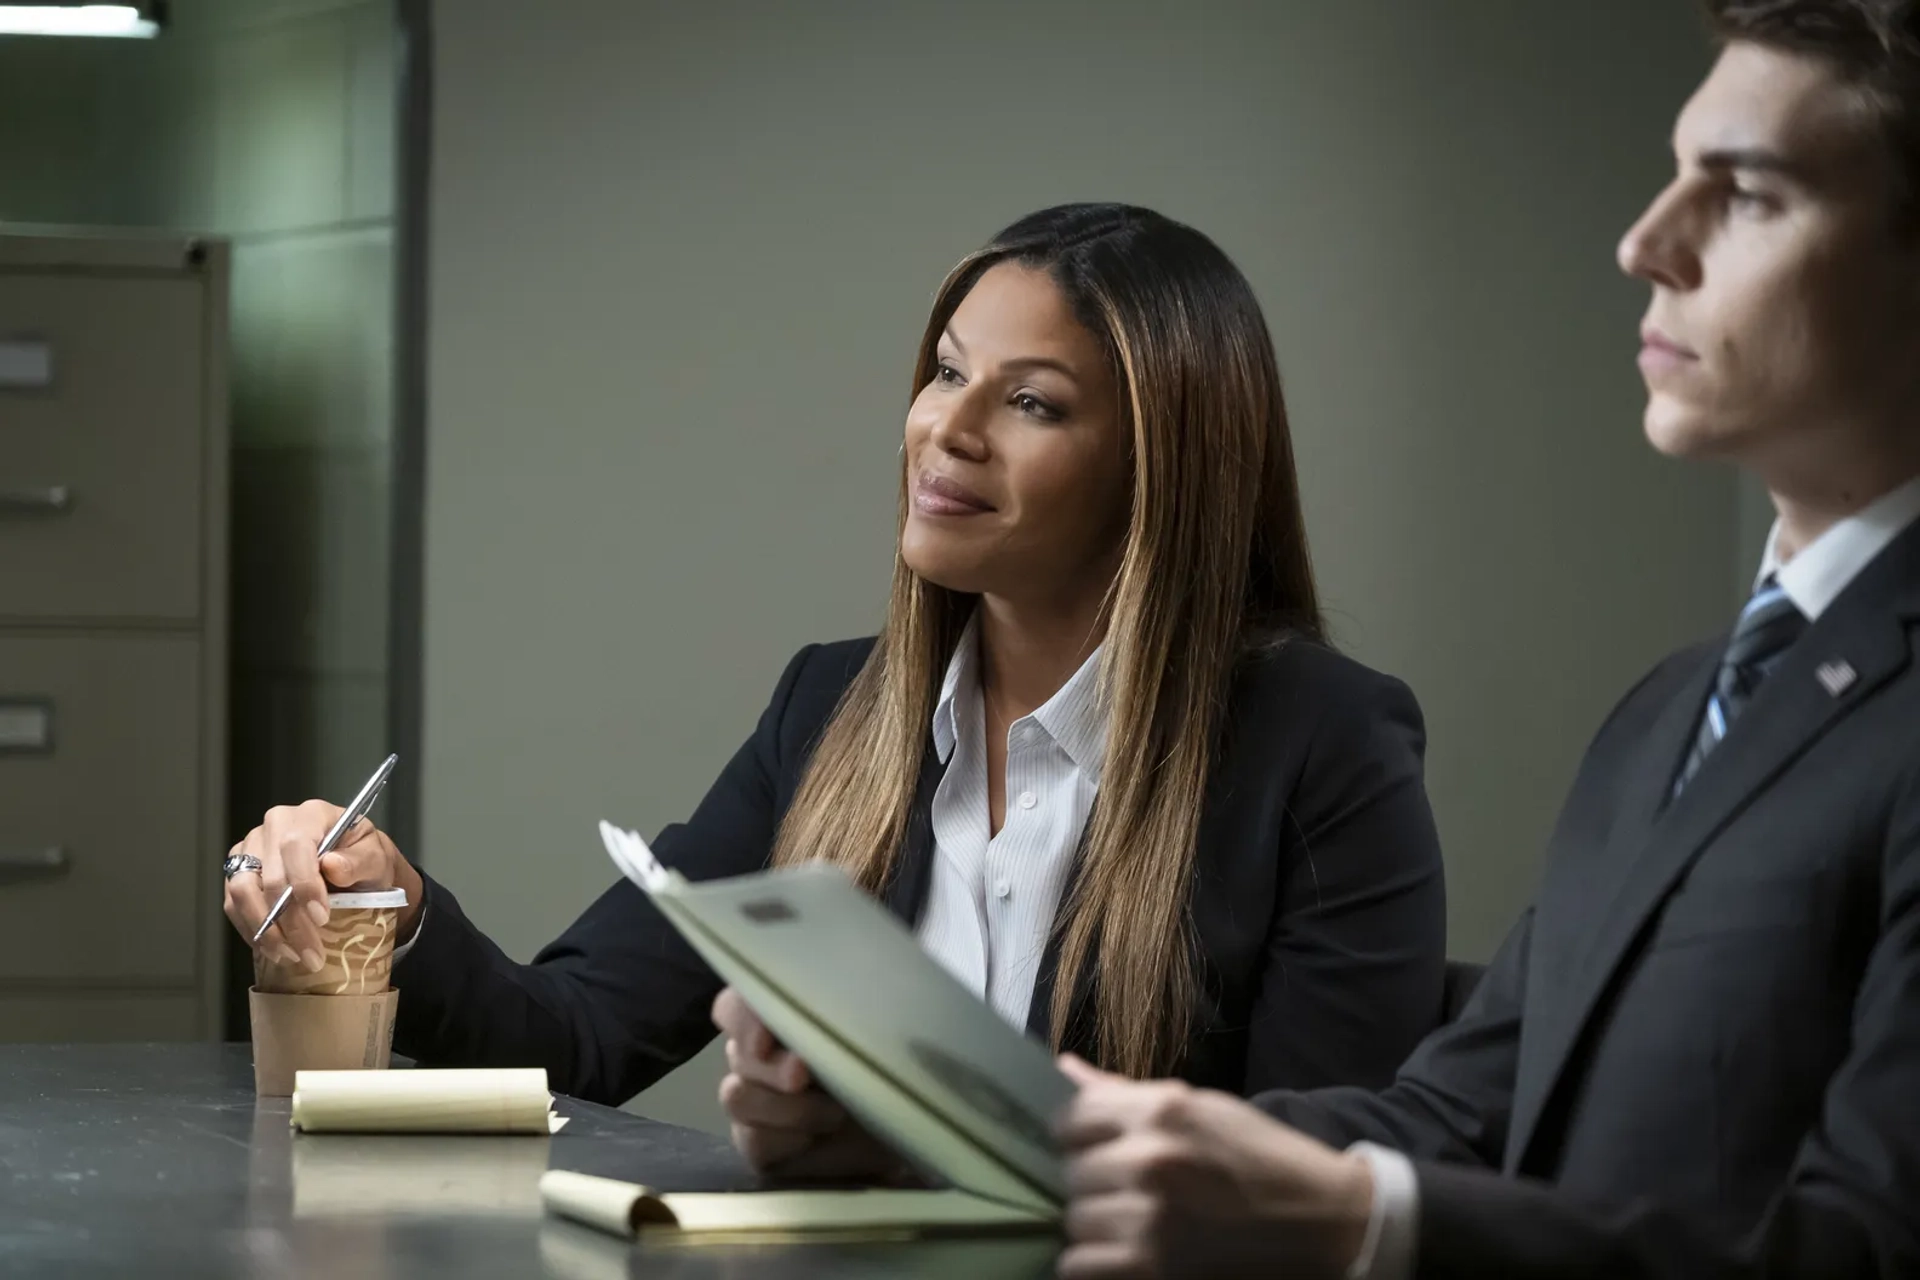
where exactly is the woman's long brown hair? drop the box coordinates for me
[770,204,1322,1078]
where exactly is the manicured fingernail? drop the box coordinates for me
[301,950,323,973]
[306,900,329,927]
[278,946,301,968]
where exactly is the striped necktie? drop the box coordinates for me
[1673,579,1809,795]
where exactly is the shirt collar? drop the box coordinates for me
[931,613,979,765]
[1031,642,1109,778]
[1757,471,1920,621]
[930,611,1109,779]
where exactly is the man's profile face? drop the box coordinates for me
[1619,42,1920,484]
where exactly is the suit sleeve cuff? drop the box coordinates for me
[1346,1142,1420,1280]
[389,896,428,963]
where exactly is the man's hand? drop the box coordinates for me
[1054,1055,1375,1280]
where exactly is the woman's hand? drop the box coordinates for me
[711,986,912,1181]
[222,800,425,972]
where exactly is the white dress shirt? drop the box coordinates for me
[916,611,1107,1029]
[1343,470,1920,1280]
[1759,473,1920,619]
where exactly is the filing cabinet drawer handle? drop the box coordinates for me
[0,486,73,516]
[0,846,69,884]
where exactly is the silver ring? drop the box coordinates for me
[222,853,263,881]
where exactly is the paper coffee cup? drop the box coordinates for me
[256,889,407,996]
[250,987,399,1097]
[250,889,407,1096]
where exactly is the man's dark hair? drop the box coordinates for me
[1705,0,1920,222]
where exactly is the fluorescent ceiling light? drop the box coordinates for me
[0,5,162,37]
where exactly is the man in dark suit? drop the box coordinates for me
[1054,4,1920,1277]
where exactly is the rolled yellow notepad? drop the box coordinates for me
[537,1170,1055,1241]
[539,1170,678,1237]
[291,1067,565,1134]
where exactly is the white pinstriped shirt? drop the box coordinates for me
[915,611,1106,1031]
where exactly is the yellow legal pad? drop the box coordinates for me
[538,1170,1055,1244]
[291,1067,567,1134]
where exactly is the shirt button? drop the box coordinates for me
[1017,791,1038,810]
[993,878,1012,900]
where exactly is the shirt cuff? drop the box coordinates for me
[389,904,427,963]
[1345,1142,1419,1280]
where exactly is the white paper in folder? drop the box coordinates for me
[596,820,1074,1218]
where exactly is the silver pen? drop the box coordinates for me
[252,753,399,945]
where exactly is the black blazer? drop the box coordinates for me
[1258,519,1920,1277]
[394,636,1447,1107]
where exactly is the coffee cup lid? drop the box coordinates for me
[326,889,408,908]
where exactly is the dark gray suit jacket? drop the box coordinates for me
[1259,519,1920,1278]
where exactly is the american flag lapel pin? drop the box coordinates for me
[1815,660,1857,698]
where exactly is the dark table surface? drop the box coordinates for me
[0,1043,1059,1280]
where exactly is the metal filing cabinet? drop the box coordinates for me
[0,231,229,1041]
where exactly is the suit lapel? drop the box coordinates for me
[1623,647,1720,836]
[1023,913,1067,1044]
[879,745,947,925]
[1507,528,1920,1170]
[1022,824,1098,1048]
[1504,645,1714,1170]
